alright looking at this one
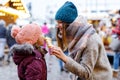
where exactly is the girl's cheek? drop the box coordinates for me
[38,38,44,46]
[37,41,42,46]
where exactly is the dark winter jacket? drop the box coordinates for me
[10,43,47,80]
[0,20,6,38]
[6,24,16,48]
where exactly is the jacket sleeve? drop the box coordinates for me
[25,60,45,80]
[65,35,99,79]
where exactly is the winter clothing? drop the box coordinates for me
[11,24,42,45]
[10,43,47,80]
[0,39,6,58]
[6,24,16,48]
[0,20,6,59]
[112,18,120,36]
[63,16,112,80]
[41,23,50,36]
[0,20,6,38]
[11,23,48,80]
[55,1,78,23]
[6,24,16,63]
[111,18,120,74]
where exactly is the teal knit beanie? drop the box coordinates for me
[55,1,78,23]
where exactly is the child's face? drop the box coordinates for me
[56,20,63,34]
[37,35,45,46]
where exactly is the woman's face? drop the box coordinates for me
[56,20,63,34]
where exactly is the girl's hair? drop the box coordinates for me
[56,22,69,51]
[34,43,47,55]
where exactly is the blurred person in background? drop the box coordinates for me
[41,22,50,37]
[6,24,16,64]
[49,26,57,41]
[109,17,120,78]
[98,22,106,43]
[50,1,112,80]
[0,20,7,65]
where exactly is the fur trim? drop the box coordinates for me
[10,43,34,55]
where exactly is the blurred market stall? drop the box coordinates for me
[0,0,30,26]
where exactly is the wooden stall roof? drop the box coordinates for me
[0,0,30,26]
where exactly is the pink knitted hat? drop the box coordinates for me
[11,24,42,45]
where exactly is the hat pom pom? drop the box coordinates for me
[11,26,21,38]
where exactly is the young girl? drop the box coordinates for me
[10,24,49,80]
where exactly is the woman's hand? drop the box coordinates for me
[50,46,68,63]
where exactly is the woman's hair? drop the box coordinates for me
[56,22,69,51]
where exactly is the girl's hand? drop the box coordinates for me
[50,46,68,63]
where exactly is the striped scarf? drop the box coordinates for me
[66,16,96,62]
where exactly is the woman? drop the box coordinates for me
[50,1,112,80]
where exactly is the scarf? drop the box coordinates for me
[66,16,96,62]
